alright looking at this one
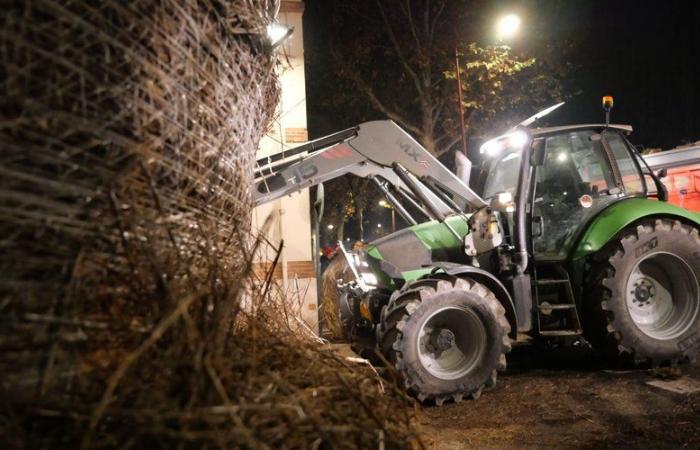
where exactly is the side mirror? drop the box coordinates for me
[657,182,669,202]
[649,170,669,202]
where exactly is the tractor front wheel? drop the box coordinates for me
[584,219,700,365]
[377,276,511,405]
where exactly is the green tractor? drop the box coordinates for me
[254,101,700,404]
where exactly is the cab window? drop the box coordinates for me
[481,149,522,200]
[533,130,619,260]
[604,132,645,195]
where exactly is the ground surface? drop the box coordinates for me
[417,341,700,450]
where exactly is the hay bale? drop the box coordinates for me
[1,0,279,313]
[1,0,279,385]
[0,1,422,448]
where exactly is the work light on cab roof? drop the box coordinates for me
[479,130,528,156]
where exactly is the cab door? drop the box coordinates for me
[531,129,624,261]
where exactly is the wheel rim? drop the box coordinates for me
[625,252,700,340]
[416,306,486,380]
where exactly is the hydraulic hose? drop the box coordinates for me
[393,162,462,241]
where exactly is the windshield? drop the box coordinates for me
[481,149,523,200]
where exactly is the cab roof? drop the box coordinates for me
[528,123,633,136]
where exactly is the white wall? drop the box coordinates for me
[253,1,318,332]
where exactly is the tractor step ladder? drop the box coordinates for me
[533,264,583,337]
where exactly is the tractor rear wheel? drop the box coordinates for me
[377,276,511,405]
[584,219,700,365]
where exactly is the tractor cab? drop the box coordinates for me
[480,123,654,261]
[476,118,672,337]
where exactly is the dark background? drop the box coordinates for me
[304,0,700,150]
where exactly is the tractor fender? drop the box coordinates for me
[572,197,700,261]
[431,262,518,339]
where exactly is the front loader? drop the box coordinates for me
[254,101,700,404]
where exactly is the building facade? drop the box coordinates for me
[253,0,318,331]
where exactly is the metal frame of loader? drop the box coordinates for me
[254,120,522,333]
[253,120,521,332]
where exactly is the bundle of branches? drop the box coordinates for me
[0,1,421,448]
[319,242,365,342]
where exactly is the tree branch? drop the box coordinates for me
[332,49,423,136]
[428,1,445,51]
[435,109,475,155]
[437,133,463,155]
[431,98,445,125]
[401,0,422,53]
[360,82,423,135]
[376,0,424,95]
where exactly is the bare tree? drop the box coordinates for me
[328,0,565,156]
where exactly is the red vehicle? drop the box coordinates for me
[644,145,700,212]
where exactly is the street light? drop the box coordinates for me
[454,13,521,157]
[496,14,521,40]
[327,224,334,230]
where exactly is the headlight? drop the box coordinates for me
[494,191,516,213]
[497,191,513,204]
[360,272,378,286]
[353,254,362,267]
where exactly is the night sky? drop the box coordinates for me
[304,0,700,150]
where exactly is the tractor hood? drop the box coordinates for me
[364,215,470,280]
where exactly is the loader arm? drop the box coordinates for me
[255,140,453,218]
[253,120,486,212]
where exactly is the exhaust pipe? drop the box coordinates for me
[454,150,472,187]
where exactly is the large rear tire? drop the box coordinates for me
[583,219,700,365]
[377,276,511,405]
